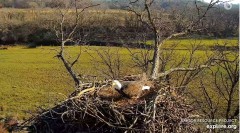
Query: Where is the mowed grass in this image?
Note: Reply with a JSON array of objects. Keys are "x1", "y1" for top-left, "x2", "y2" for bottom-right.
[
  {"x1": 0, "y1": 46, "x2": 73, "y2": 119},
  {"x1": 0, "y1": 46, "x2": 136, "y2": 119},
  {"x1": 146, "y1": 38, "x2": 238, "y2": 48},
  {"x1": 0, "y1": 38, "x2": 238, "y2": 120}
]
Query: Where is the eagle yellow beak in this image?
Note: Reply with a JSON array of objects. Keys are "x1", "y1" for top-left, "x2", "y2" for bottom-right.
[{"x1": 112, "y1": 82, "x2": 116, "y2": 86}]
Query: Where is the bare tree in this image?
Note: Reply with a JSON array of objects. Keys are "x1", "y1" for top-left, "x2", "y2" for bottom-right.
[
  {"x1": 53, "y1": 0, "x2": 99, "y2": 89},
  {"x1": 126, "y1": 39, "x2": 153, "y2": 74},
  {"x1": 213, "y1": 48, "x2": 239, "y2": 122},
  {"x1": 125, "y1": 0, "x2": 221, "y2": 79},
  {"x1": 85, "y1": 46, "x2": 123, "y2": 79},
  {"x1": 186, "y1": 42, "x2": 239, "y2": 132}
]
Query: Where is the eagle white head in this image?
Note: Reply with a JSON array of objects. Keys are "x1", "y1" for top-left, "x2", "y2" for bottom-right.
[
  {"x1": 112, "y1": 80, "x2": 122, "y2": 90},
  {"x1": 142, "y1": 85, "x2": 150, "y2": 90}
]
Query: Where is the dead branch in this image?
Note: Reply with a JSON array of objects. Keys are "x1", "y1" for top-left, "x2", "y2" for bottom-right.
[{"x1": 156, "y1": 65, "x2": 211, "y2": 79}]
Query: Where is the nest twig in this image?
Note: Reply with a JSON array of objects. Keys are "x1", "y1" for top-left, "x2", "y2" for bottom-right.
[{"x1": 19, "y1": 79, "x2": 199, "y2": 133}]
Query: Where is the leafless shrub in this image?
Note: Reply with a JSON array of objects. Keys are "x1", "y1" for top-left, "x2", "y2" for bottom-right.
[
  {"x1": 185, "y1": 42, "x2": 239, "y2": 132},
  {"x1": 166, "y1": 40, "x2": 213, "y2": 87},
  {"x1": 127, "y1": 45, "x2": 153, "y2": 74},
  {"x1": 86, "y1": 46, "x2": 123, "y2": 79}
]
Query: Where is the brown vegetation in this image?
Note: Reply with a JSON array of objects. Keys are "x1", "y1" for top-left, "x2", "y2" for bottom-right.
[
  {"x1": 21, "y1": 77, "x2": 198, "y2": 133},
  {"x1": 0, "y1": 116, "x2": 18, "y2": 133},
  {"x1": 0, "y1": 123, "x2": 8, "y2": 133}
]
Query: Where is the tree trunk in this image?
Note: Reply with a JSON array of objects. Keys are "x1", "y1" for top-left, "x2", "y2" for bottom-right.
[
  {"x1": 59, "y1": 52, "x2": 81, "y2": 88},
  {"x1": 59, "y1": 42, "x2": 81, "y2": 88},
  {"x1": 151, "y1": 33, "x2": 161, "y2": 79}
]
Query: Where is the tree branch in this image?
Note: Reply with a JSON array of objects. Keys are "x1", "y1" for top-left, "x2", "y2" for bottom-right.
[
  {"x1": 58, "y1": 52, "x2": 81, "y2": 88},
  {"x1": 156, "y1": 65, "x2": 211, "y2": 78}
]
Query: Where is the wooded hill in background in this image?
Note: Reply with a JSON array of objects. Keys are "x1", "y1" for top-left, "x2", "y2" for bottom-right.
[{"x1": 0, "y1": 0, "x2": 238, "y2": 45}]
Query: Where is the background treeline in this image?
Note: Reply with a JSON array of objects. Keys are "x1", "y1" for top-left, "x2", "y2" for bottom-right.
[
  {"x1": 0, "y1": 9, "x2": 149, "y2": 45},
  {"x1": 0, "y1": 0, "x2": 89, "y2": 8},
  {"x1": 0, "y1": 0, "x2": 238, "y2": 45}
]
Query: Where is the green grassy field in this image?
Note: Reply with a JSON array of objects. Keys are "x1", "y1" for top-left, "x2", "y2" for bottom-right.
[
  {"x1": 146, "y1": 38, "x2": 238, "y2": 48},
  {"x1": 0, "y1": 38, "x2": 238, "y2": 120},
  {"x1": 0, "y1": 45, "x2": 136, "y2": 119}
]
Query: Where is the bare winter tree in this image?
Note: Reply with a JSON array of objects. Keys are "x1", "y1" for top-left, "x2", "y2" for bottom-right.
[
  {"x1": 85, "y1": 46, "x2": 123, "y2": 79},
  {"x1": 125, "y1": 0, "x2": 221, "y2": 79},
  {"x1": 53, "y1": 0, "x2": 99, "y2": 89},
  {"x1": 126, "y1": 35, "x2": 153, "y2": 74},
  {"x1": 183, "y1": 41, "x2": 239, "y2": 132},
  {"x1": 214, "y1": 56, "x2": 239, "y2": 124}
]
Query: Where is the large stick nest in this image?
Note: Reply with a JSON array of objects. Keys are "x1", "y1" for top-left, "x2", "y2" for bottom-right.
[{"x1": 23, "y1": 78, "x2": 198, "y2": 133}]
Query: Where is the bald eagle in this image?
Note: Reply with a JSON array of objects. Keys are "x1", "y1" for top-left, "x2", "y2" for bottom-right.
[{"x1": 112, "y1": 80, "x2": 151, "y2": 99}]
